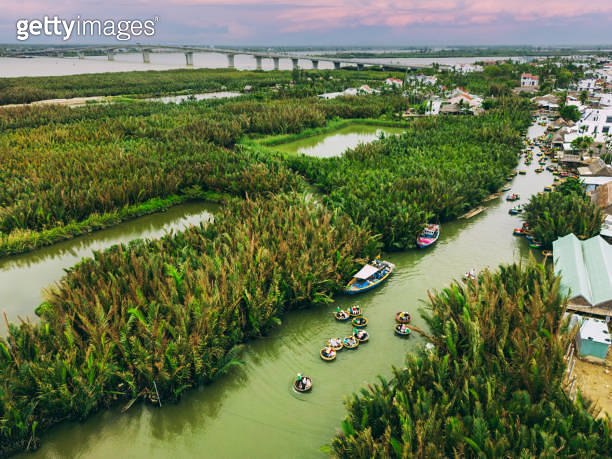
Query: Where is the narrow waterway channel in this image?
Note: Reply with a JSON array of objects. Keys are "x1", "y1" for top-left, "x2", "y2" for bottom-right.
[
  {"x1": 19, "y1": 124, "x2": 551, "y2": 458},
  {"x1": 0, "y1": 202, "x2": 218, "y2": 330},
  {"x1": 273, "y1": 123, "x2": 406, "y2": 157}
]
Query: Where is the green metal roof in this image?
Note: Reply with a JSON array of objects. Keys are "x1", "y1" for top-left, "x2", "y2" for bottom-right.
[{"x1": 553, "y1": 234, "x2": 612, "y2": 307}]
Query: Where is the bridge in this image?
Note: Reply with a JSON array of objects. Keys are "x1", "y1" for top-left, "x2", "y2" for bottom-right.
[{"x1": 8, "y1": 45, "x2": 450, "y2": 72}]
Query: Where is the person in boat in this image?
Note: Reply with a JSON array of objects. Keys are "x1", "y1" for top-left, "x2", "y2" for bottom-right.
[
  {"x1": 354, "y1": 317, "x2": 366, "y2": 325},
  {"x1": 470, "y1": 268, "x2": 476, "y2": 277},
  {"x1": 322, "y1": 346, "x2": 334, "y2": 358}
]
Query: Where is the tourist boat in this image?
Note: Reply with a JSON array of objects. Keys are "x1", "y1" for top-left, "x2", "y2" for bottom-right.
[
  {"x1": 328, "y1": 338, "x2": 343, "y2": 351},
  {"x1": 509, "y1": 207, "x2": 522, "y2": 215},
  {"x1": 518, "y1": 170, "x2": 527, "y2": 175},
  {"x1": 354, "y1": 330, "x2": 369, "y2": 343},
  {"x1": 348, "y1": 305, "x2": 361, "y2": 317},
  {"x1": 320, "y1": 347, "x2": 336, "y2": 361},
  {"x1": 529, "y1": 241, "x2": 542, "y2": 248},
  {"x1": 416, "y1": 224, "x2": 440, "y2": 249},
  {"x1": 542, "y1": 250, "x2": 553, "y2": 257},
  {"x1": 352, "y1": 316, "x2": 368, "y2": 328},
  {"x1": 513, "y1": 228, "x2": 525, "y2": 236},
  {"x1": 544, "y1": 186, "x2": 552, "y2": 192},
  {"x1": 395, "y1": 312, "x2": 411, "y2": 323},
  {"x1": 464, "y1": 272, "x2": 476, "y2": 281},
  {"x1": 345, "y1": 259, "x2": 395, "y2": 295},
  {"x1": 535, "y1": 167, "x2": 543, "y2": 173},
  {"x1": 502, "y1": 186, "x2": 511, "y2": 192},
  {"x1": 334, "y1": 309, "x2": 350, "y2": 321},
  {"x1": 343, "y1": 336, "x2": 359, "y2": 349},
  {"x1": 506, "y1": 193, "x2": 520, "y2": 201},
  {"x1": 294, "y1": 374, "x2": 312, "y2": 392},
  {"x1": 395, "y1": 324, "x2": 412, "y2": 337}
]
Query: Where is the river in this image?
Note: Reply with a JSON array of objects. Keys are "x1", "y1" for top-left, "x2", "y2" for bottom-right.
[
  {"x1": 0, "y1": 202, "x2": 218, "y2": 330},
  {"x1": 15, "y1": 122, "x2": 551, "y2": 458},
  {"x1": 0, "y1": 53, "x2": 509, "y2": 78}
]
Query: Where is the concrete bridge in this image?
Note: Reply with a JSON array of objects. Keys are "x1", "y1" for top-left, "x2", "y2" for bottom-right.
[{"x1": 9, "y1": 45, "x2": 449, "y2": 72}]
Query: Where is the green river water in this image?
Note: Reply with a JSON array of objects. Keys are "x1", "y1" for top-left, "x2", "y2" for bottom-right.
[{"x1": 11, "y1": 123, "x2": 551, "y2": 458}]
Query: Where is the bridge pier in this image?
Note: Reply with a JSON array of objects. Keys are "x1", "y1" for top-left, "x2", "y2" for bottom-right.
[
  {"x1": 273, "y1": 57, "x2": 280, "y2": 71},
  {"x1": 107, "y1": 51, "x2": 115, "y2": 61},
  {"x1": 311, "y1": 60, "x2": 319, "y2": 70},
  {"x1": 292, "y1": 58, "x2": 299, "y2": 70},
  {"x1": 227, "y1": 54, "x2": 235, "y2": 69},
  {"x1": 185, "y1": 51, "x2": 193, "y2": 66},
  {"x1": 142, "y1": 49, "x2": 151, "y2": 64},
  {"x1": 333, "y1": 61, "x2": 341, "y2": 70},
  {"x1": 255, "y1": 56, "x2": 262, "y2": 70}
]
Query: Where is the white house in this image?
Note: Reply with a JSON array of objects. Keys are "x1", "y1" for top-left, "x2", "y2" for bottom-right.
[
  {"x1": 385, "y1": 78, "x2": 403, "y2": 87},
  {"x1": 407, "y1": 74, "x2": 438, "y2": 85},
  {"x1": 447, "y1": 88, "x2": 483, "y2": 108},
  {"x1": 521, "y1": 73, "x2": 539, "y2": 88},
  {"x1": 570, "y1": 108, "x2": 612, "y2": 143},
  {"x1": 578, "y1": 78, "x2": 600, "y2": 92},
  {"x1": 452, "y1": 63, "x2": 483, "y2": 73}
]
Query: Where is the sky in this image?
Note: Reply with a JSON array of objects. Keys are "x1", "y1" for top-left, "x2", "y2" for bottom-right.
[{"x1": 1, "y1": 0, "x2": 612, "y2": 46}]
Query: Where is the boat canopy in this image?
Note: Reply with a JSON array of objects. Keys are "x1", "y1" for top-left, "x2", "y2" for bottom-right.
[{"x1": 353, "y1": 264, "x2": 379, "y2": 280}]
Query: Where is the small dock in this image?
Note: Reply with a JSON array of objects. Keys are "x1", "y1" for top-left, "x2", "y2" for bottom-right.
[{"x1": 459, "y1": 206, "x2": 486, "y2": 219}]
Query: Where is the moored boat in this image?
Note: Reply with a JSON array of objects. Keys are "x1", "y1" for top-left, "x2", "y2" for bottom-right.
[
  {"x1": 509, "y1": 207, "x2": 522, "y2": 215},
  {"x1": 518, "y1": 170, "x2": 527, "y2": 175},
  {"x1": 345, "y1": 259, "x2": 395, "y2": 295},
  {"x1": 542, "y1": 250, "x2": 553, "y2": 257},
  {"x1": 395, "y1": 311, "x2": 411, "y2": 323},
  {"x1": 348, "y1": 305, "x2": 361, "y2": 317},
  {"x1": 513, "y1": 228, "x2": 525, "y2": 236},
  {"x1": 395, "y1": 324, "x2": 411, "y2": 337},
  {"x1": 506, "y1": 193, "x2": 520, "y2": 201},
  {"x1": 544, "y1": 186, "x2": 552, "y2": 192},
  {"x1": 416, "y1": 224, "x2": 440, "y2": 249},
  {"x1": 529, "y1": 241, "x2": 542, "y2": 248},
  {"x1": 352, "y1": 316, "x2": 368, "y2": 328}
]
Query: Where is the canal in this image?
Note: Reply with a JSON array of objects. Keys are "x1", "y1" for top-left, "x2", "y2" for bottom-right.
[
  {"x1": 0, "y1": 202, "x2": 218, "y2": 330},
  {"x1": 17, "y1": 123, "x2": 551, "y2": 458}
]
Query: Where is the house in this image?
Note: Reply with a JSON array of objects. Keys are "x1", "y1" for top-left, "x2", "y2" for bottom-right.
[
  {"x1": 385, "y1": 78, "x2": 403, "y2": 87},
  {"x1": 566, "y1": 108, "x2": 612, "y2": 144},
  {"x1": 521, "y1": 73, "x2": 539, "y2": 88},
  {"x1": 578, "y1": 78, "x2": 600, "y2": 92},
  {"x1": 452, "y1": 63, "x2": 483, "y2": 73},
  {"x1": 577, "y1": 158, "x2": 612, "y2": 177},
  {"x1": 553, "y1": 234, "x2": 612, "y2": 316},
  {"x1": 407, "y1": 74, "x2": 438, "y2": 86},
  {"x1": 591, "y1": 181, "x2": 612, "y2": 213},
  {"x1": 447, "y1": 88, "x2": 483, "y2": 109},
  {"x1": 439, "y1": 103, "x2": 462, "y2": 115},
  {"x1": 576, "y1": 318, "x2": 611, "y2": 360},
  {"x1": 531, "y1": 94, "x2": 559, "y2": 111},
  {"x1": 582, "y1": 176, "x2": 612, "y2": 194}
]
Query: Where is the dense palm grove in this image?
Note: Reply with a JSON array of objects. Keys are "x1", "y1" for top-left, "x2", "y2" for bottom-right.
[
  {"x1": 332, "y1": 263, "x2": 611, "y2": 457},
  {"x1": 1, "y1": 64, "x2": 609, "y2": 455},
  {"x1": 0, "y1": 194, "x2": 378, "y2": 455},
  {"x1": 0, "y1": 94, "x2": 408, "y2": 255},
  {"x1": 290, "y1": 99, "x2": 530, "y2": 249},
  {"x1": 0, "y1": 67, "x2": 392, "y2": 105},
  {"x1": 522, "y1": 178, "x2": 604, "y2": 249}
]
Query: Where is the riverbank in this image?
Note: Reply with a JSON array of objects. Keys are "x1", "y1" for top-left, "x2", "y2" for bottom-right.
[{"x1": 0, "y1": 191, "x2": 225, "y2": 258}]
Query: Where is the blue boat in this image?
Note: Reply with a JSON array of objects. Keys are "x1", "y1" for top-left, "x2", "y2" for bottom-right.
[{"x1": 345, "y1": 259, "x2": 395, "y2": 295}]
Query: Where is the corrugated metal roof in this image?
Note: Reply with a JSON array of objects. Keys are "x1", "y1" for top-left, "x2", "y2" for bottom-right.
[{"x1": 553, "y1": 234, "x2": 612, "y2": 307}]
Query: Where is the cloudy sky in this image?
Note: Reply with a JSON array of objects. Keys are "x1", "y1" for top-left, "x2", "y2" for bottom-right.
[{"x1": 2, "y1": 0, "x2": 612, "y2": 46}]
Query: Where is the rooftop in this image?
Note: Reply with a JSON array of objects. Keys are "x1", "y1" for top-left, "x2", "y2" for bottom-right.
[
  {"x1": 553, "y1": 234, "x2": 612, "y2": 308},
  {"x1": 579, "y1": 318, "x2": 611, "y2": 345}
]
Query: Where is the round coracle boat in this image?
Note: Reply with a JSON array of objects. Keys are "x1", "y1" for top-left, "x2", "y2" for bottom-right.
[
  {"x1": 294, "y1": 375, "x2": 312, "y2": 392},
  {"x1": 352, "y1": 316, "x2": 368, "y2": 328},
  {"x1": 320, "y1": 347, "x2": 336, "y2": 361},
  {"x1": 334, "y1": 310, "x2": 350, "y2": 321},
  {"x1": 343, "y1": 336, "x2": 359, "y2": 349},
  {"x1": 395, "y1": 324, "x2": 412, "y2": 337},
  {"x1": 328, "y1": 338, "x2": 343, "y2": 351},
  {"x1": 395, "y1": 312, "x2": 411, "y2": 324}
]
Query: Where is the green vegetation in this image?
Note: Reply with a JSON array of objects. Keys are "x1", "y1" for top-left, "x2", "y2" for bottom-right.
[
  {"x1": 560, "y1": 104, "x2": 582, "y2": 122},
  {"x1": 522, "y1": 178, "x2": 604, "y2": 249},
  {"x1": 0, "y1": 94, "x2": 407, "y2": 256},
  {"x1": 0, "y1": 67, "x2": 400, "y2": 105},
  {"x1": 0, "y1": 193, "x2": 378, "y2": 456},
  {"x1": 332, "y1": 262, "x2": 611, "y2": 457},
  {"x1": 288, "y1": 99, "x2": 530, "y2": 250}
]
